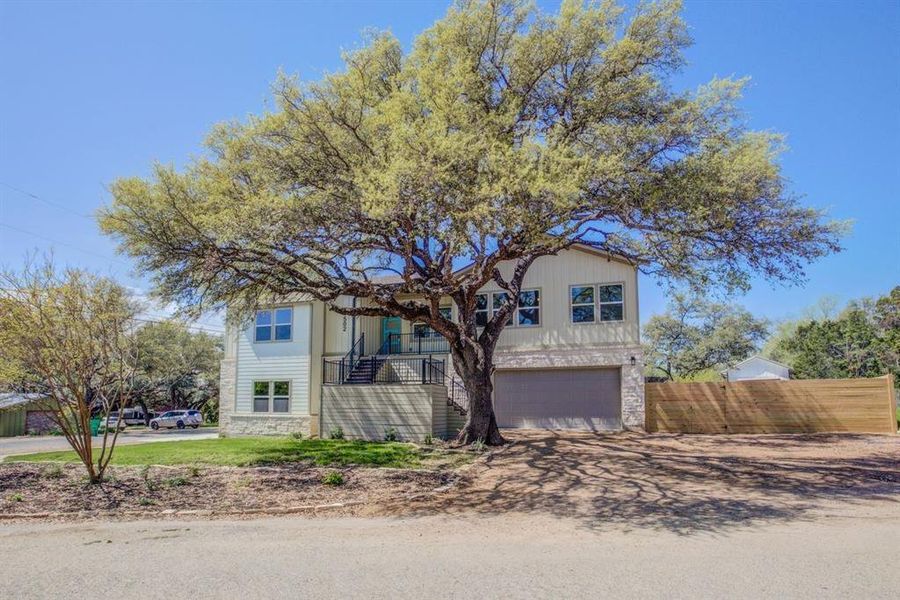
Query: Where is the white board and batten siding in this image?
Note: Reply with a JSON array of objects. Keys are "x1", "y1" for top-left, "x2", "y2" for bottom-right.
[{"x1": 235, "y1": 303, "x2": 312, "y2": 415}]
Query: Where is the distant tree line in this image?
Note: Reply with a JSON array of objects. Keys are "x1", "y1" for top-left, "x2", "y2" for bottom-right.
[{"x1": 643, "y1": 286, "x2": 899, "y2": 384}]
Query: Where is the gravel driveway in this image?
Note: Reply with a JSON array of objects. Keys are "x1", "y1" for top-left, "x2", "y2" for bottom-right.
[{"x1": 0, "y1": 428, "x2": 218, "y2": 460}]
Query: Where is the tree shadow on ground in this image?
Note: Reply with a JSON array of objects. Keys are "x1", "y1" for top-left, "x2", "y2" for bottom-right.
[{"x1": 389, "y1": 431, "x2": 900, "y2": 535}]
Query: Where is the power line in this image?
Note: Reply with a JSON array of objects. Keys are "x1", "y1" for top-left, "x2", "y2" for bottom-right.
[
  {"x1": 133, "y1": 316, "x2": 225, "y2": 334},
  {"x1": 0, "y1": 221, "x2": 132, "y2": 267},
  {"x1": 0, "y1": 182, "x2": 94, "y2": 219}
]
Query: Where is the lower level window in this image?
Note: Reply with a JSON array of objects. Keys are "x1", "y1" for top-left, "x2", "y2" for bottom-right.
[{"x1": 253, "y1": 380, "x2": 291, "y2": 413}]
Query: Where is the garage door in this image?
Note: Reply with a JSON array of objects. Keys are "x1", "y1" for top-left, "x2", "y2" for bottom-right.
[{"x1": 493, "y1": 368, "x2": 622, "y2": 430}]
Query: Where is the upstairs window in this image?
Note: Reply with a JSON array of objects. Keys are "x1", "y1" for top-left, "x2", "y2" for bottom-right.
[
  {"x1": 413, "y1": 306, "x2": 452, "y2": 338},
  {"x1": 255, "y1": 307, "x2": 292, "y2": 342},
  {"x1": 516, "y1": 290, "x2": 540, "y2": 326},
  {"x1": 570, "y1": 286, "x2": 595, "y2": 323},
  {"x1": 598, "y1": 284, "x2": 624, "y2": 321},
  {"x1": 570, "y1": 284, "x2": 624, "y2": 323},
  {"x1": 475, "y1": 294, "x2": 489, "y2": 327},
  {"x1": 474, "y1": 290, "x2": 540, "y2": 327}
]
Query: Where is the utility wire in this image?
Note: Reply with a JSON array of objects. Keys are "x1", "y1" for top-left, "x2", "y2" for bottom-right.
[
  {"x1": 0, "y1": 221, "x2": 132, "y2": 267},
  {"x1": 0, "y1": 181, "x2": 94, "y2": 219}
]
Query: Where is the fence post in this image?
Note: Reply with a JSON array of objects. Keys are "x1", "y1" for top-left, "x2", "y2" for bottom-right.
[
  {"x1": 370, "y1": 357, "x2": 376, "y2": 383},
  {"x1": 422, "y1": 357, "x2": 427, "y2": 384},
  {"x1": 888, "y1": 374, "x2": 897, "y2": 433}
]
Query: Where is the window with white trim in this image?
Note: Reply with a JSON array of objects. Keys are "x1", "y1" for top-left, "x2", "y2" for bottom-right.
[
  {"x1": 516, "y1": 289, "x2": 540, "y2": 326},
  {"x1": 570, "y1": 286, "x2": 595, "y2": 323},
  {"x1": 413, "y1": 306, "x2": 452, "y2": 338},
  {"x1": 252, "y1": 380, "x2": 290, "y2": 413},
  {"x1": 598, "y1": 284, "x2": 624, "y2": 321},
  {"x1": 474, "y1": 290, "x2": 540, "y2": 327},
  {"x1": 475, "y1": 294, "x2": 489, "y2": 327},
  {"x1": 570, "y1": 284, "x2": 624, "y2": 323},
  {"x1": 255, "y1": 307, "x2": 292, "y2": 342}
]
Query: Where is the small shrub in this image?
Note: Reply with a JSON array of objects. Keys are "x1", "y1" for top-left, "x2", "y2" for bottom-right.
[
  {"x1": 321, "y1": 471, "x2": 344, "y2": 486},
  {"x1": 165, "y1": 476, "x2": 188, "y2": 487},
  {"x1": 290, "y1": 431, "x2": 304, "y2": 440},
  {"x1": 383, "y1": 427, "x2": 399, "y2": 442},
  {"x1": 43, "y1": 464, "x2": 63, "y2": 479},
  {"x1": 187, "y1": 465, "x2": 202, "y2": 478},
  {"x1": 138, "y1": 497, "x2": 155, "y2": 506},
  {"x1": 139, "y1": 465, "x2": 155, "y2": 491},
  {"x1": 330, "y1": 426, "x2": 344, "y2": 440},
  {"x1": 471, "y1": 439, "x2": 486, "y2": 453},
  {"x1": 7, "y1": 493, "x2": 24, "y2": 502},
  {"x1": 423, "y1": 433, "x2": 433, "y2": 445}
]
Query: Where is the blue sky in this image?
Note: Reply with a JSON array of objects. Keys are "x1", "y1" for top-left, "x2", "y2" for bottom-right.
[{"x1": 1, "y1": 0, "x2": 898, "y2": 329}]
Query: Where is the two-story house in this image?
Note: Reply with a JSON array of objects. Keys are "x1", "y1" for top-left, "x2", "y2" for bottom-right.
[{"x1": 218, "y1": 245, "x2": 645, "y2": 440}]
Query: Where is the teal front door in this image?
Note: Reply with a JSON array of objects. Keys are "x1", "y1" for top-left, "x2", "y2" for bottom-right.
[{"x1": 381, "y1": 317, "x2": 402, "y2": 353}]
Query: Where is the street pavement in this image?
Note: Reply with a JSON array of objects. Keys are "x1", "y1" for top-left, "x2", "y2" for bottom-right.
[
  {"x1": 0, "y1": 427, "x2": 218, "y2": 460},
  {"x1": 1, "y1": 504, "x2": 898, "y2": 599}
]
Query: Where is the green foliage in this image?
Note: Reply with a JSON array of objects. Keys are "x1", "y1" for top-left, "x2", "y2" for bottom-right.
[
  {"x1": 384, "y1": 427, "x2": 399, "y2": 442},
  {"x1": 330, "y1": 426, "x2": 345, "y2": 440},
  {"x1": 321, "y1": 471, "x2": 345, "y2": 486},
  {"x1": 423, "y1": 433, "x2": 433, "y2": 445},
  {"x1": 97, "y1": 0, "x2": 842, "y2": 444},
  {"x1": 7, "y1": 493, "x2": 23, "y2": 502},
  {"x1": 643, "y1": 293, "x2": 768, "y2": 380},
  {"x1": 98, "y1": 0, "x2": 839, "y2": 318},
  {"x1": 165, "y1": 476, "x2": 188, "y2": 487},
  {"x1": 133, "y1": 320, "x2": 223, "y2": 414},
  {"x1": 290, "y1": 431, "x2": 304, "y2": 440},
  {"x1": 772, "y1": 286, "x2": 899, "y2": 382},
  {"x1": 10, "y1": 437, "x2": 437, "y2": 469},
  {"x1": 0, "y1": 258, "x2": 139, "y2": 484}
]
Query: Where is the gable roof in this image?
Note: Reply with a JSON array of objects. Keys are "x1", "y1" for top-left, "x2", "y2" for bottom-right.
[
  {"x1": 370, "y1": 244, "x2": 636, "y2": 284},
  {"x1": 727, "y1": 355, "x2": 791, "y2": 372}
]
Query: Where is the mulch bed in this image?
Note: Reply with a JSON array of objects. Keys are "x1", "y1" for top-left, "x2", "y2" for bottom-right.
[{"x1": 0, "y1": 462, "x2": 462, "y2": 521}]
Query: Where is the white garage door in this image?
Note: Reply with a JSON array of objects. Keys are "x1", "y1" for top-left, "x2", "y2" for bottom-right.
[{"x1": 493, "y1": 368, "x2": 622, "y2": 430}]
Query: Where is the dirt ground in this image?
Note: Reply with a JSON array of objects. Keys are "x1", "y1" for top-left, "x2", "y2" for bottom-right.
[
  {"x1": 376, "y1": 430, "x2": 900, "y2": 533},
  {"x1": 2, "y1": 431, "x2": 898, "y2": 531},
  {"x1": 0, "y1": 462, "x2": 455, "y2": 520}
]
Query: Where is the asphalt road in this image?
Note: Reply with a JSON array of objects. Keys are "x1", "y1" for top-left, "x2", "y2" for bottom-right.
[
  {"x1": 1, "y1": 504, "x2": 898, "y2": 599},
  {"x1": 0, "y1": 428, "x2": 218, "y2": 460}
]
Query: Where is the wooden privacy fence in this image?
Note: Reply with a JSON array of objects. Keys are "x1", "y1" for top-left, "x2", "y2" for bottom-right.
[{"x1": 646, "y1": 375, "x2": 897, "y2": 434}]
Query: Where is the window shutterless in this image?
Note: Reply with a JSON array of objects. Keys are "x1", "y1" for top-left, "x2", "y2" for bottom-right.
[
  {"x1": 252, "y1": 380, "x2": 291, "y2": 413},
  {"x1": 255, "y1": 307, "x2": 293, "y2": 342},
  {"x1": 570, "y1": 284, "x2": 624, "y2": 323}
]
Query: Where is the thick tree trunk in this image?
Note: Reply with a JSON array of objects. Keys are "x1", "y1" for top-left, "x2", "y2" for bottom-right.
[{"x1": 452, "y1": 344, "x2": 505, "y2": 445}]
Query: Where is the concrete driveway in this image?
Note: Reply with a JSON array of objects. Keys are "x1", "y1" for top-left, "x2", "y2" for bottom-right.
[{"x1": 0, "y1": 427, "x2": 218, "y2": 460}]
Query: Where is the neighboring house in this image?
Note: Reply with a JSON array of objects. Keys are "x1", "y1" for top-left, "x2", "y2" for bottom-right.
[
  {"x1": 0, "y1": 393, "x2": 55, "y2": 437},
  {"x1": 723, "y1": 356, "x2": 791, "y2": 381},
  {"x1": 219, "y1": 245, "x2": 645, "y2": 440}
]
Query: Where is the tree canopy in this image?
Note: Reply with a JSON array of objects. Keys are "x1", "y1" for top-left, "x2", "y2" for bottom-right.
[
  {"x1": 98, "y1": 0, "x2": 841, "y2": 443},
  {"x1": 643, "y1": 293, "x2": 769, "y2": 380},
  {"x1": 771, "y1": 286, "x2": 899, "y2": 382},
  {"x1": 0, "y1": 260, "x2": 139, "y2": 483}
]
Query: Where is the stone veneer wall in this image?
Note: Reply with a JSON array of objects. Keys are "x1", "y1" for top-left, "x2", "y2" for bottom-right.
[{"x1": 492, "y1": 346, "x2": 646, "y2": 429}]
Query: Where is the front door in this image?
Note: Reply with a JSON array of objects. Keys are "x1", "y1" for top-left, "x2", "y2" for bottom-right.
[{"x1": 381, "y1": 317, "x2": 402, "y2": 353}]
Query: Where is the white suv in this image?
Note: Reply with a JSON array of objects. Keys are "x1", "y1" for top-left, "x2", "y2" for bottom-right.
[{"x1": 149, "y1": 410, "x2": 202, "y2": 430}]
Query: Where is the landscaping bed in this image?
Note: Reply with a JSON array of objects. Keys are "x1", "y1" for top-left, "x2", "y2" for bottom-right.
[{"x1": 0, "y1": 437, "x2": 474, "y2": 520}]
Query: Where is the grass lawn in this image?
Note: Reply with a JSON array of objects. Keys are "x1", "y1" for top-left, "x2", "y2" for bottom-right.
[{"x1": 6, "y1": 437, "x2": 459, "y2": 469}]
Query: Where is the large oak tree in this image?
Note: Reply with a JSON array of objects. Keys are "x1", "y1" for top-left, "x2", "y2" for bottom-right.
[{"x1": 99, "y1": 0, "x2": 841, "y2": 444}]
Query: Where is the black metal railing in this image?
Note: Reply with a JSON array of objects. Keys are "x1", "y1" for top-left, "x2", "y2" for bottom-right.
[
  {"x1": 377, "y1": 332, "x2": 450, "y2": 355},
  {"x1": 428, "y1": 361, "x2": 469, "y2": 415},
  {"x1": 323, "y1": 356, "x2": 446, "y2": 385},
  {"x1": 448, "y1": 376, "x2": 469, "y2": 415},
  {"x1": 322, "y1": 333, "x2": 366, "y2": 384}
]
